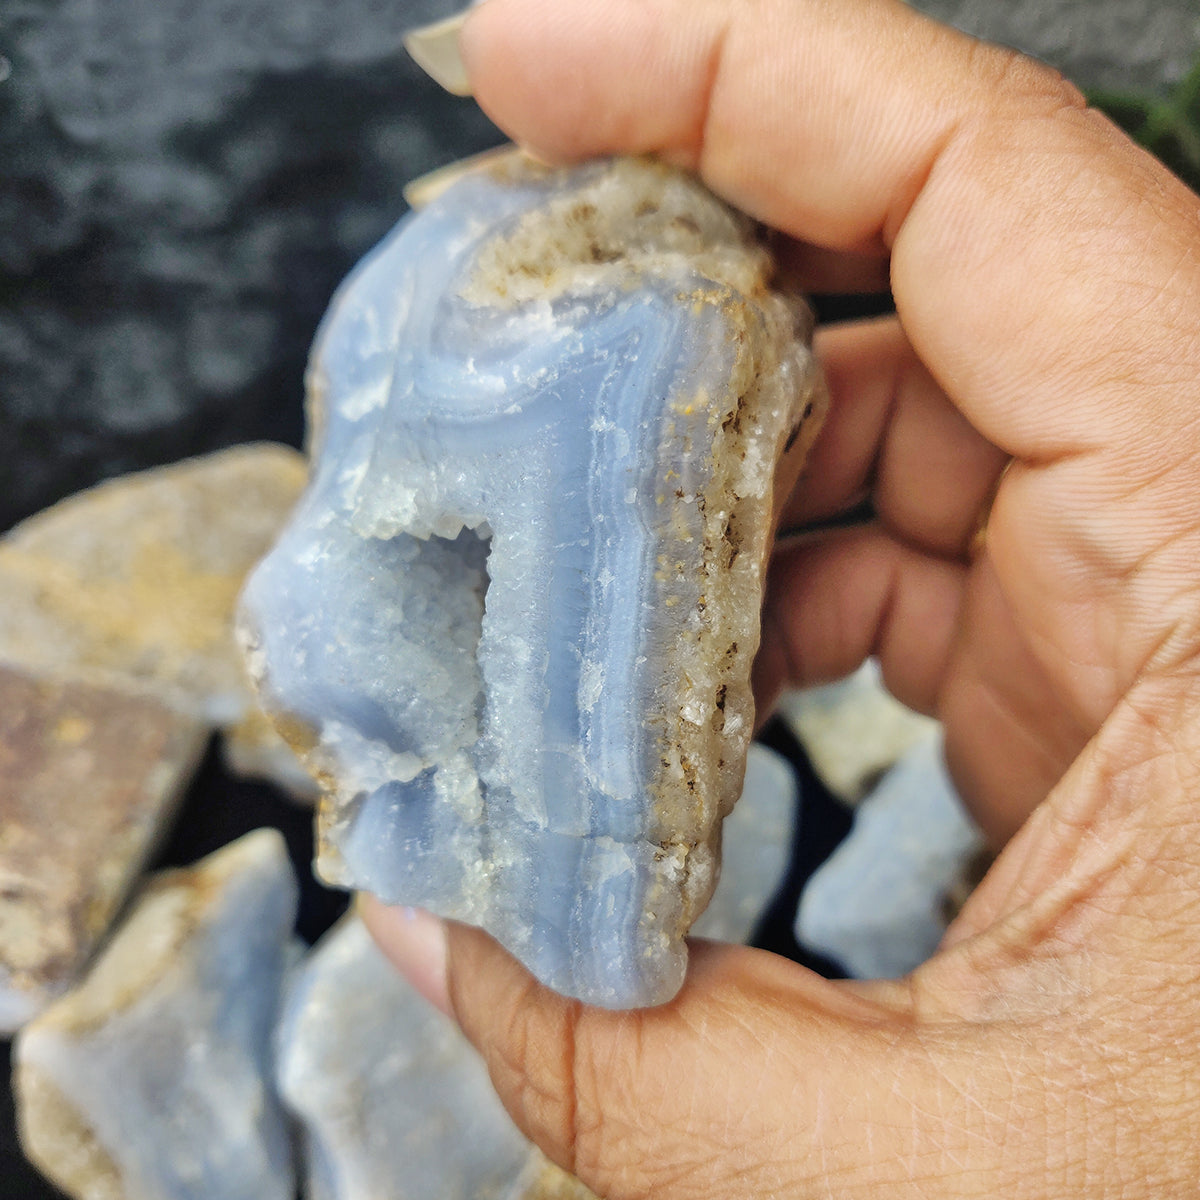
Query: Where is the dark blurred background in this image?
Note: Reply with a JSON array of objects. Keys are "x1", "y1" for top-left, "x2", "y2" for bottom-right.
[
  {"x1": 1, "y1": 0, "x2": 1197, "y2": 535},
  {"x1": 0, "y1": 0, "x2": 494, "y2": 531}
]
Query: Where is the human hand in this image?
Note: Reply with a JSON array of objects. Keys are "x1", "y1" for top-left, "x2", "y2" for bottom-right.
[{"x1": 367, "y1": 0, "x2": 1200, "y2": 1194}]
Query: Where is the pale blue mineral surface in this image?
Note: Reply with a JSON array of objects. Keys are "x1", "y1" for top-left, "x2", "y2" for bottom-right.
[
  {"x1": 240, "y1": 155, "x2": 823, "y2": 1008},
  {"x1": 796, "y1": 736, "x2": 985, "y2": 979},
  {"x1": 277, "y1": 915, "x2": 537, "y2": 1200},
  {"x1": 15, "y1": 830, "x2": 298, "y2": 1200}
]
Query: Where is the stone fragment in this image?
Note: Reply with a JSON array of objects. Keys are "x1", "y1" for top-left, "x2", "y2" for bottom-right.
[
  {"x1": 277, "y1": 914, "x2": 578, "y2": 1200},
  {"x1": 14, "y1": 829, "x2": 298, "y2": 1200},
  {"x1": 0, "y1": 664, "x2": 207, "y2": 1031},
  {"x1": 778, "y1": 659, "x2": 938, "y2": 805},
  {"x1": 795, "y1": 735, "x2": 985, "y2": 979},
  {"x1": 241, "y1": 155, "x2": 825, "y2": 1008},
  {"x1": 0, "y1": 442, "x2": 305, "y2": 715},
  {"x1": 690, "y1": 743, "x2": 796, "y2": 944},
  {"x1": 0, "y1": 443, "x2": 315, "y2": 797},
  {"x1": 241, "y1": 155, "x2": 823, "y2": 1008}
]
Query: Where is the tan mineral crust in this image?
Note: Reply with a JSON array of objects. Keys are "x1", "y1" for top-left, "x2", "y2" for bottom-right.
[
  {"x1": 0, "y1": 442, "x2": 314, "y2": 795},
  {"x1": 0, "y1": 664, "x2": 207, "y2": 1030},
  {"x1": 512, "y1": 1155, "x2": 601, "y2": 1200}
]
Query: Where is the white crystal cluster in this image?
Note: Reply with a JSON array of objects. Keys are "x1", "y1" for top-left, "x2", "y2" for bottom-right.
[{"x1": 239, "y1": 155, "x2": 824, "y2": 1007}]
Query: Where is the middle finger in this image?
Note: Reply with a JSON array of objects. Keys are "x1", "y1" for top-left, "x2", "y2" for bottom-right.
[{"x1": 780, "y1": 315, "x2": 1009, "y2": 559}]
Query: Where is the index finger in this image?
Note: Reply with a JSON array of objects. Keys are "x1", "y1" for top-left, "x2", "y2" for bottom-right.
[{"x1": 460, "y1": 0, "x2": 1200, "y2": 464}]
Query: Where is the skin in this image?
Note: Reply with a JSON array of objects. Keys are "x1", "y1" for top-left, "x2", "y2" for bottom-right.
[{"x1": 365, "y1": 0, "x2": 1200, "y2": 1194}]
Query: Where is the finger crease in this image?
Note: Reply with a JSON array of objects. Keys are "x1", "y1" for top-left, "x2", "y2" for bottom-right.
[
  {"x1": 562, "y1": 1000, "x2": 581, "y2": 1178},
  {"x1": 692, "y1": 8, "x2": 735, "y2": 170},
  {"x1": 882, "y1": 113, "x2": 963, "y2": 250},
  {"x1": 872, "y1": 548, "x2": 905, "y2": 662}
]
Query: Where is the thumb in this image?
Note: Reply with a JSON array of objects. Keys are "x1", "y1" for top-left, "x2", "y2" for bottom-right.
[{"x1": 362, "y1": 900, "x2": 1032, "y2": 1199}]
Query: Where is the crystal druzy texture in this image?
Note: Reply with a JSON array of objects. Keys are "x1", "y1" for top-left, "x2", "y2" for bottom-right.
[{"x1": 240, "y1": 155, "x2": 825, "y2": 1008}]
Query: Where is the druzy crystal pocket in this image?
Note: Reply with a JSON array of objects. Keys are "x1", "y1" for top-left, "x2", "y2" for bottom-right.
[{"x1": 239, "y1": 155, "x2": 825, "y2": 1007}]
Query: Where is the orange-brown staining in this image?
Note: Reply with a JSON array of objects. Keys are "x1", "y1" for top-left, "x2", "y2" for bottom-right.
[{"x1": 0, "y1": 667, "x2": 206, "y2": 1004}]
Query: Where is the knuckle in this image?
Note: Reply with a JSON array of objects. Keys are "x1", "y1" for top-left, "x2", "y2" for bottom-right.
[{"x1": 963, "y1": 39, "x2": 1085, "y2": 116}]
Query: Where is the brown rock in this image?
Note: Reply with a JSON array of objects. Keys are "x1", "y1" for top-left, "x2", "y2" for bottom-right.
[
  {"x1": 0, "y1": 665, "x2": 207, "y2": 1030},
  {"x1": 0, "y1": 443, "x2": 314, "y2": 797},
  {"x1": 0, "y1": 443, "x2": 306, "y2": 714}
]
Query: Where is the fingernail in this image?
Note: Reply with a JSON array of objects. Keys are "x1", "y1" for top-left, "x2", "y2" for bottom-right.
[
  {"x1": 404, "y1": 12, "x2": 472, "y2": 97},
  {"x1": 360, "y1": 897, "x2": 451, "y2": 1017},
  {"x1": 403, "y1": 143, "x2": 522, "y2": 209}
]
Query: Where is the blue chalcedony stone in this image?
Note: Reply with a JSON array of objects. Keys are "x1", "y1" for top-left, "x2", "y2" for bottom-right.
[
  {"x1": 240, "y1": 154, "x2": 824, "y2": 1007},
  {"x1": 15, "y1": 831, "x2": 298, "y2": 1200}
]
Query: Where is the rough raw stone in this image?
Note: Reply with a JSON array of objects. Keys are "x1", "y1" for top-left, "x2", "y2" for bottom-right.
[
  {"x1": 0, "y1": 443, "x2": 315, "y2": 797},
  {"x1": 277, "y1": 914, "x2": 580, "y2": 1200},
  {"x1": 241, "y1": 155, "x2": 825, "y2": 1008},
  {"x1": 0, "y1": 0, "x2": 497, "y2": 532},
  {"x1": 14, "y1": 829, "x2": 298, "y2": 1200},
  {"x1": 795, "y1": 735, "x2": 985, "y2": 979},
  {"x1": 778, "y1": 659, "x2": 938, "y2": 805},
  {"x1": 909, "y1": 0, "x2": 1200, "y2": 98},
  {"x1": 0, "y1": 665, "x2": 208, "y2": 1032},
  {"x1": 0, "y1": 443, "x2": 304, "y2": 714}
]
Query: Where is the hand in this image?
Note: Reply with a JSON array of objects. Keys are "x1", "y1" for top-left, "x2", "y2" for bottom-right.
[{"x1": 367, "y1": 0, "x2": 1200, "y2": 1195}]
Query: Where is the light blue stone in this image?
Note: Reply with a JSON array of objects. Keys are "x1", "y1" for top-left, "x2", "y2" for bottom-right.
[
  {"x1": 795, "y1": 736, "x2": 985, "y2": 979},
  {"x1": 277, "y1": 915, "x2": 537, "y2": 1200},
  {"x1": 15, "y1": 830, "x2": 298, "y2": 1200},
  {"x1": 240, "y1": 155, "x2": 822, "y2": 1008}
]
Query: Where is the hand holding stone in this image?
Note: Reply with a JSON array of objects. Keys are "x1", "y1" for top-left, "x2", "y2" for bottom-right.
[{"x1": 368, "y1": 0, "x2": 1200, "y2": 1195}]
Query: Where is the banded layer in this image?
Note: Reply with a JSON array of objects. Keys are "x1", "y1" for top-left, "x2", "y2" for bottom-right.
[{"x1": 240, "y1": 156, "x2": 825, "y2": 1007}]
